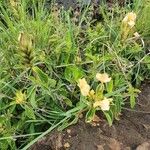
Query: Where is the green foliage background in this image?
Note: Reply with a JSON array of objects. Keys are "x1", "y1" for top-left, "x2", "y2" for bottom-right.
[{"x1": 0, "y1": 0, "x2": 150, "y2": 149}]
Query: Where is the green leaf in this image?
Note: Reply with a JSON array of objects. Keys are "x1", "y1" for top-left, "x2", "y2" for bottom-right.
[
  {"x1": 107, "y1": 80, "x2": 113, "y2": 93},
  {"x1": 25, "y1": 105, "x2": 36, "y2": 120},
  {"x1": 32, "y1": 66, "x2": 56, "y2": 88},
  {"x1": 48, "y1": 78, "x2": 56, "y2": 88},
  {"x1": 130, "y1": 95, "x2": 136, "y2": 109},
  {"x1": 143, "y1": 55, "x2": 150, "y2": 69},
  {"x1": 96, "y1": 84, "x2": 104, "y2": 99},
  {"x1": 32, "y1": 66, "x2": 49, "y2": 85},
  {"x1": 63, "y1": 98, "x2": 73, "y2": 107},
  {"x1": 0, "y1": 140, "x2": 9, "y2": 150},
  {"x1": 0, "y1": 116, "x2": 5, "y2": 124},
  {"x1": 114, "y1": 97, "x2": 123, "y2": 119},
  {"x1": 27, "y1": 86, "x2": 37, "y2": 109},
  {"x1": 128, "y1": 85, "x2": 140, "y2": 108},
  {"x1": 85, "y1": 108, "x2": 96, "y2": 122},
  {"x1": 64, "y1": 66, "x2": 84, "y2": 83},
  {"x1": 104, "y1": 112, "x2": 113, "y2": 126}
]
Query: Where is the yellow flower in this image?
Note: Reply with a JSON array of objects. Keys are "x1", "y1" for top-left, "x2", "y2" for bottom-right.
[
  {"x1": 96, "y1": 73, "x2": 111, "y2": 83},
  {"x1": 15, "y1": 90, "x2": 26, "y2": 104},
  {"x1": 122, "y1": 12, "x2": 136, "y2": 28},
  {"x1": 78, "y1": 78, "x2": 90, "y2": 96},
  {"x1": 89, "y1": 89, "x2": 95, "y2": 99},
  {"x1": 93, "y1": 97, "x2": 112, "y2": 111}
]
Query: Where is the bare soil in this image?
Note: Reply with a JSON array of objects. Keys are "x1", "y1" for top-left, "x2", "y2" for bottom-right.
[{"x1": 30, "y1": 81, "x2": 150, "y2": 150}]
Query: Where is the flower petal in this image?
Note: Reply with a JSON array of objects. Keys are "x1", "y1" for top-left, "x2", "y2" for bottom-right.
[
  {"x1": 96, "y1": 73, "x2": 111, "y2": 83},
  {"x1": 78, "y1": 78, "x2": 90, "y2": 96},
  {"x1": 93, "y1": 97, "x2": 113, "y2": 111}
]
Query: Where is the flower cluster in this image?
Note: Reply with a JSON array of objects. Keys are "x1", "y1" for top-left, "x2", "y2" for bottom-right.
[
  {"x1": 121, "y1": 12, "x2": 138, "y2": 40},
  {"x1": 78, "y1": 73, "x2": 112, "y2": 111},
  {"x1": 122, "y1": 12, "x2": 136, "y2": 28}
]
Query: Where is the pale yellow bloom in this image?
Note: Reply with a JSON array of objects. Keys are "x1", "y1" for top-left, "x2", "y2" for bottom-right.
[
  {"x1": 96, "y1": 73, "x2": 111, "y2": 83},
  {"x1": 15, "y1": 90, "x2": 26, "y2": 104},
  {"x1": 93, "y1": 97, "x2": 112, "y2": 111},
  {"x1": 78, "y1": 78, "x2": 90, "y2": 96},
  {"x1": 122, "y1": 12, "x2": 136, "y2": 28}
]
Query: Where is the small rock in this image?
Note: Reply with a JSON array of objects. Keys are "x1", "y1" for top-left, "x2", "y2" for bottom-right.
[
  {"x1": 67, "y1": 129, "x2": 71, "y2": 134},
  {"x1": 97, "y1": 145, "x2": 104, "y2": 150},
  {"x1": 124, "y1": 147, "x2": 131, "y2": 150},
  {"x1": 91, "y1": 122, "x2": 97, "y2": 127},
  {"x1": 79, "y1": 113, "x2": 83, "y2": 119},
  {"x1": 56, "y1": 133, "x2": 63, "y2": 149},
  {"x1": 108, "y1": 138, "x2": 121, "y2": 150},
  {"x1": 92, "y1": 115, "x2": 101, "y2": 122},
  {"x1": 64, "y1": 142, "x2": 70, "y2": 148},
  {"x1": 136, "y1": 141, "x2": 150, "y2": 150}
]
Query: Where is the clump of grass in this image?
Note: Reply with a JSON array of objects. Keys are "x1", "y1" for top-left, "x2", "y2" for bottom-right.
[{"x1": 0, "y1": 0, "x2": 150, "y2": 149}]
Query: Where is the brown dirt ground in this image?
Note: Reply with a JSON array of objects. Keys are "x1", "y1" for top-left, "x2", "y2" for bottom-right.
[{"x1": 30, "y1": 81, "x2": 150, "y2": 150}]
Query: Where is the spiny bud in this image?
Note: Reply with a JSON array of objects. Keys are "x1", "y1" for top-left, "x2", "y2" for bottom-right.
[
  {"x1": 18, "y1": 32, "x2": 34, "y2": 67},
  {"x1": 18, "y1": 32, "x2": 33, "y2": 50}
]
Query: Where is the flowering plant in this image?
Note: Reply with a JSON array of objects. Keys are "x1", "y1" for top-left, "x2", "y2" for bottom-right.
[
  {"x1": 77, "y1": 73, "x2": 114, "y2": 124},
  {"x1": 121, "y1": 12, "x2": 137, "y2": 40}
]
